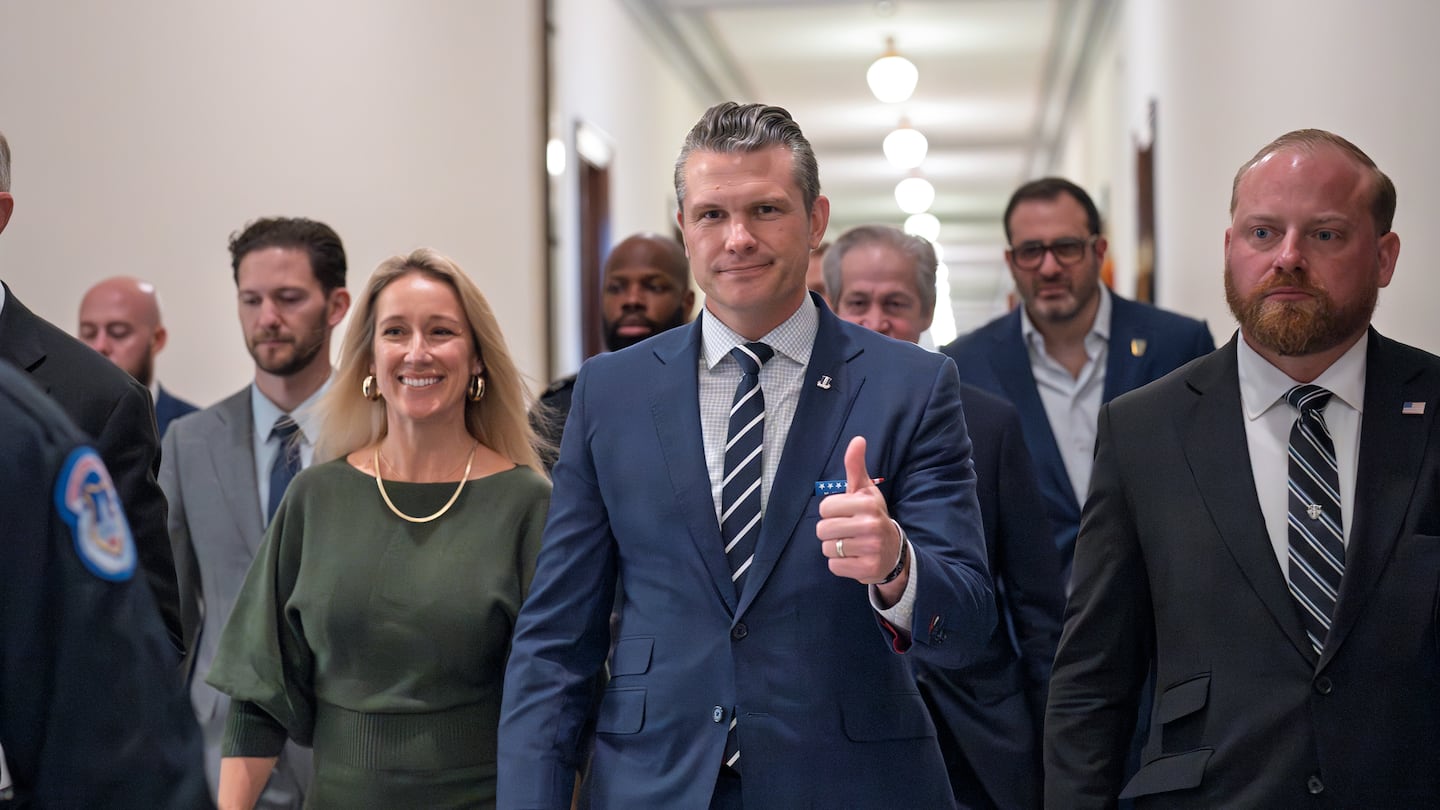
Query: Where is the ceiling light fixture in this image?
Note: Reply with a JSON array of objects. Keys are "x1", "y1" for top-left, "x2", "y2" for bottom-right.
[
  {"x1": 866, "y1": 36, "x2": 918, "y2": 104},
  {"x1": 895, "y1": 175, "x2": 935, "y2": 215},
  {"x1": 904, "y1": 212, "x2": 941, "y2": 242},
  {"x1": 883, "y1": 118, "x2": 928, "y2": 169}
]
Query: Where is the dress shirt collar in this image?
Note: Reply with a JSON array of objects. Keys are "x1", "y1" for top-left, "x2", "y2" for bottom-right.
[
  {"x1": 1237, "y1": 331, "x2": 1368, "y2": 421},
  {"x1": 250, "y1": 374, "x2": 332, "y2": 441},
  {"x1": 701, "y1": 295, "x2": 818, "y2": 370}
]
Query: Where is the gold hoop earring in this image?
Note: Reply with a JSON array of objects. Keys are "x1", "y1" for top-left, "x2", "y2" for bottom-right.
[
  {"x1": 468, "y1": 375, "x2": 485, "y2": 402},
  {"x1": 362, "y1": 374, "x2": 382, "y2": 401}
]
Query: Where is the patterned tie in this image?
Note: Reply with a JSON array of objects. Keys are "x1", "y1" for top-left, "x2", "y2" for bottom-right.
[
  {"x1": 267, "y1": 415, "x2": 302, "y2": 522},
  {"x1": 721, "y1": 342, "x2": 774, "y2": 590},
  {"x1": 720, "y1": 341, "x2": 772, "y2": 773},
  {"x1": 1285, "y1": 384, "x2": 1344, "y2": 657}
]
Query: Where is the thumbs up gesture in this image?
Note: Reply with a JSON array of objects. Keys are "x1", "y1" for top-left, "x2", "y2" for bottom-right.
[{"x1": 818, "y1": 436, "x2": 908, "y2": 600}]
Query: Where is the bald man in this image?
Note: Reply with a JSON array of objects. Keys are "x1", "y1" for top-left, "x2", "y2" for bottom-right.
[
  {"x1": 535, "y1": 232, "x2": 694, "y2": 467},
  {"x1": 79, "y1": 276, "x2": 198, "y2": 436}
]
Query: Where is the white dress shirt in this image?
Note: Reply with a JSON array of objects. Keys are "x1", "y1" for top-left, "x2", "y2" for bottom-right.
[
  {"x1": 1238, "y1": 334, "x2": 1365, "y2": 574},
  {"x1": 1020, "y1": 286, "x2": 1113, "y2": 505},
  {"x1": 250, "y1": 378, "x2": 330, "y2": 526}
]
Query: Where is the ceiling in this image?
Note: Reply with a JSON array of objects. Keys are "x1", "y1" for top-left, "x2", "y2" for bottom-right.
[{"x1": 622, "y1": 0, "x2": 1115, "y2": 338}]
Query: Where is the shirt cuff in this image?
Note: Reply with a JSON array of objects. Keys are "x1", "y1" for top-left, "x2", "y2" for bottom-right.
[
  {"x1": 222, "y1": 699, "x2": 289, "y2": 758},
  {"x1": 871, "y1": 533, "x2": 917, "y2": 635}
]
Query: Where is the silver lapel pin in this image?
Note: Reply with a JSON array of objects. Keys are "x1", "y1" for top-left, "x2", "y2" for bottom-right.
[{"x1": 816, "y1": 375, "x2": 832, "y2": 390}]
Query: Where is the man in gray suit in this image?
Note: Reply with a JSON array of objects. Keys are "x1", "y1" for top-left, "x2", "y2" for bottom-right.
[{"x1": 160, "y1": 218, "x2": 350, "y2": 808}]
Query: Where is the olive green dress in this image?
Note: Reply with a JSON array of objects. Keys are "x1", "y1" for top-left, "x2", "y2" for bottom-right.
[{"x1": 206, "y1": 459, "x2": 550, "y2": 809}]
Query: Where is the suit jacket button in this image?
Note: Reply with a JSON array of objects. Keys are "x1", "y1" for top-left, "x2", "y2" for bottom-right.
[
  {"x1": 1307, "y1": 774, "x2": 1324, "y2": 794},
  {"x1": 1314, "y1": 676, "x2": 1333, "y2": 695},
  {"x1": 731, "y1": 623, "x2": 748, "y2": 640},
  {"x1": 712, "y1": 706, "x2": 725, "y2": 723}
]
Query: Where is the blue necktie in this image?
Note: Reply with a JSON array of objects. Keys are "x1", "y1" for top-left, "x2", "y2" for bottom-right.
[
  {"x1": 720, "y1": 342, "x2": 772, "y2": 773},
  {"x1": 1285, "y1": 384, "x2": 1344, "y2": 657},
  {"x1": 267, "y1": 415, "x2": 302, "y2": 522}
]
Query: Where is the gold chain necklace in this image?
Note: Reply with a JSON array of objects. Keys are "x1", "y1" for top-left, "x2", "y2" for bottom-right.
[{"x1": 372, "y1": 441, "x2": 477, "y2": 524}]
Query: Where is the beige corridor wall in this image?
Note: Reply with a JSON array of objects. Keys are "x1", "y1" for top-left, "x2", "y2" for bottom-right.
[{"x1": 0, "y1": 1, "x2": 546, "y2": 407}]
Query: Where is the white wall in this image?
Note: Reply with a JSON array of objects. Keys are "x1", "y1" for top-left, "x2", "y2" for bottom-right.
[
  {"x1": 1064, "y1": 0, "x2": 1440, "y2": 353},
  {"x1": 546, "y1": 0, "x2": 705, "y2": 377},
  {"x1": 0, "y1": 0, "x2": 546, "y2": 406}
]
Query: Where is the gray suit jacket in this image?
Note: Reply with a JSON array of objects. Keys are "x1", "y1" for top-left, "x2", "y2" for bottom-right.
[{"x1": 161, "y1": 387, "x2": 311, "y2": 809}]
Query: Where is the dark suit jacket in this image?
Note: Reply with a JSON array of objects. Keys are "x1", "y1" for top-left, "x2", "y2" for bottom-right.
[
  {"x1": 0, "y1": 283, "x2": 181, "y2": 648},
  {"x1": 0, "y1": 361, "x2": 211, "y2": 809},
  {"x1": 941, "y1": 293, "x2": 1215, "y2": 584},
  {"x1": 154, "y1": 384, "x2": 199, "y2": 439},
  {"x1": 914, "y1": 383, "x2": 1065, "y2": 810},
  {"x1": 499, "y1": 299, "x2": 995, "y2": 809},
  {"x1": 1045, "y1": 331, "x2": 1440, "y2": 807}
]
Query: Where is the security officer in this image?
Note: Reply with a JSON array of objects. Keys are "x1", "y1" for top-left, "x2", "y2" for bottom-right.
[{"x1": 0, "y1": 360, "x2": 211, "y2": 808}]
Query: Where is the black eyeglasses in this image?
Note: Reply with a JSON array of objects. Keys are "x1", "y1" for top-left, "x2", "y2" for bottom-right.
[{"x1": 1008, "y1": 235, "x2": 1098, "y2": 270}]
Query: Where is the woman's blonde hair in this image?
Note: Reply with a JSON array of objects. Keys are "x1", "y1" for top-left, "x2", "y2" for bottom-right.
[{"x1": 314, "y1": 248, "x2": 543, "y2": 473}]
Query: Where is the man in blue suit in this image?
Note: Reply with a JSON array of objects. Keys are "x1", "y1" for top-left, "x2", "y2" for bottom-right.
[
  {"x1": 78, "y1": 276, "x2": 199, "y2": 436},
  {"x1": 499, "y1": 103, "x2": 995, "y2": 809},
  {"x1": 941, "y1": 178, "x2": 1214, "y2": 587},
  {"x1": 824, "y1": 224, "x2": 1064, "y2": 809}
]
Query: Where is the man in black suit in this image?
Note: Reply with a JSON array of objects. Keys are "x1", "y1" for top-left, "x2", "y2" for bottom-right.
[
  {"x1": 1045, "y1": 130, "x2": 1440, "y2": 806},
  {"x1": 824, "y1": 224, "x2": 1064, "y2": 809},
  {"x1": 0, "y1": 129, "x2": 181, "y2": 649}
]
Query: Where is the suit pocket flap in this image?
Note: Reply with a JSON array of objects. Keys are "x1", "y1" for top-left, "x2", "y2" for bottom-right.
[
  {"x1": 609, "y1": 636, "x2": 654, "y2": 677},
  {"x1": 595, "y1": 687, "x2": 645, "y2": 735},
  {"x1": 842, "y1": 692, "x2": 935, "y2": 741},
  {"x1": 1119, "y1": 748, "x2": 1213, "y2": 798},
  {"x1": 1157, "y1": 673, "x2": 1210, "y2": 723}
]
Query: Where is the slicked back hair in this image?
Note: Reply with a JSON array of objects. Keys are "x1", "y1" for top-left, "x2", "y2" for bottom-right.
[
  {"x1": 1230, "y1": 128, "x2": 1396, "y2": 235},
  {"x1": 228, "y1": 217, "x2": 348, "y2": 293},
  {"x1": 674, "y1": 102, "x2": 820, "y2": 214}
]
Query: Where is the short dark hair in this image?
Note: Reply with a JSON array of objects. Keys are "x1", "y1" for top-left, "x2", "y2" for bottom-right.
[
  {"x1": 1230, "y1": 128, "x2": 1396, "y2": 235},
  {"x1": 674, "y1": 102, "x2": 821, "y2": 214},
  {"x1": 227, "y1": 217, "x2": 347, "y2": 292},
  {"x1": 1002, "y1": 177, "x2": 1102, "y2": 243}
]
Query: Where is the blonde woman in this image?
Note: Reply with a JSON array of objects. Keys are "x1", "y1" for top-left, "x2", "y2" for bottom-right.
[{"x1": 208, "y1": 249, "x2": 550, "y2": 809}]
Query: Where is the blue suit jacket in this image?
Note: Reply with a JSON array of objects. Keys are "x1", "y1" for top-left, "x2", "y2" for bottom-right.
[
  {"x1": 154, "y1": 385, "x2": 198, "y2": 439},
  {"x1": 499, "y1": 299, "x2": 994, "y2": 809},
  {"x1": 914, "y1": 384, "x2": 1064, "y2": 809},
  {"x1": 940, "y1": 294, "x2": 1214, "y2": 584}
]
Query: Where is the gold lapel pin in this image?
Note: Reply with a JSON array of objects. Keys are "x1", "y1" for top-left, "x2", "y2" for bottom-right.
[{"x1": 1130, "y1": 338, "x2": 1147, "y2": 357}]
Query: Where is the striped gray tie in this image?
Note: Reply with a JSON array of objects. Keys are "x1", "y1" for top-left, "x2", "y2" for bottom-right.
[{"x1": 1285, "y1": 384, "x2": 1344, "y2": 657}]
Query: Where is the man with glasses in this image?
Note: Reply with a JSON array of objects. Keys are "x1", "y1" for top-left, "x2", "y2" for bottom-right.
[{"x1": 941, "y1": 177, "x2": 1214, "y2": 588}]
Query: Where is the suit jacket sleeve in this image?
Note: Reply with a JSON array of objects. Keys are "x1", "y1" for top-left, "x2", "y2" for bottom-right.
[
  {"x1": 102, "y1": 376, "x2": 183, "y2": 651},
  {"x1": 891, "y1": 357, "x2": 996, "y2": 668},
  {"x1": 1044, "y1": 401, "x2": 1153, "y2": 808},
  {"x1": 994, "y1": 404, "x2": 1065, "y2": 723},
  {"x1": 499, "y1": 367, "x2": 617, "y2": 809},
  {"x1": 160, "y1": 422, "x2": 203, "y2": 676}
]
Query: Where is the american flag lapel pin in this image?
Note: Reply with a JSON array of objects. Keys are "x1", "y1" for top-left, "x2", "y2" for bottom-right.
[{"x1": 1402, "y1": 401, "x2": 1426, "y2": 415}]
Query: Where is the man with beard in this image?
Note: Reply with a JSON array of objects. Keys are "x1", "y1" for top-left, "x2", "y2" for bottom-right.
[
  {"x1": 0, "y1": 130, "x2": 183, "y2": 651},
  {"x1": 942, "y1": 178, "x2": 1214, "y2": 589},
  {"x1": 534, "y1": 232, "x2": 693, "y2": 469},
  {"x1": 78, "y1": 276, "x2": 199, "y2": 437},
  {"x1": 160, "y1": 217, "x2": 350, "y2": 809},
  {"x1": 1045, "y1": 130, "x2": 1440, "y2": 806}
]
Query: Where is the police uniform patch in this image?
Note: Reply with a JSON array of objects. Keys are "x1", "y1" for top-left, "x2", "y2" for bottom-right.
[{"x1": 54, "y1": 446, "x2": 136, "y2": 581}]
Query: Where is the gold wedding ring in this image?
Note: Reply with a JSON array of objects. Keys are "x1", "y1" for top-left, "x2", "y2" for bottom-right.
[{"x1": 836, "y1": 539, "x2": 846, "y2": 558}]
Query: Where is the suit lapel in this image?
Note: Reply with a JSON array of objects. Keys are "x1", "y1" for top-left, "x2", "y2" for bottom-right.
[
  {"x1": 987, "y1": 313, "x2": 1075, "y2": 510},
  {"x1": 1323, "y1": 331, "x2": 1436, "y2": 667},
  {"x1": 1181, "y1": 341, "x2": 1314, "y2": 663},
  {"x1": 205, "y1": 389, "x2": 265, "y2": 551},
  {"x1": 736, "y1": 309, "x2": 860, "y2": 617},
  {"x1": 0, "y1": 286, "x2": 51, "y2": 389},
  {"x1": 648, "y1": 322, "x2": 740, "y2": 614},
  {"x1": 1104, "y1": 296, "x2": 1147, "y2": 402}
]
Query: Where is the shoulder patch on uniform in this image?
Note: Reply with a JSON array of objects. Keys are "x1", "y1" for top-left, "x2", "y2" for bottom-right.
[{"x1": 54, "y1": 446, "x2": 136, "y2": 581}]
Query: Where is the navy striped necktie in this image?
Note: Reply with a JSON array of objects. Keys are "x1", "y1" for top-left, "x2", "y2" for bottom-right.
[
  {"x1": 1285, "y1": 384, "x2": 1344, "y2": 657},
  {"x1": 267, "y1": 415, "x2": 302, "y2": 522}
]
